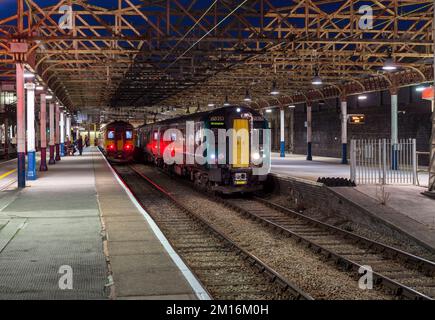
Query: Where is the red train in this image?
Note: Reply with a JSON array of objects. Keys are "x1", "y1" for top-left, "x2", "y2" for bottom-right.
[{"x1": 100, "y1": 121, "x2": 136, "y2": 163}]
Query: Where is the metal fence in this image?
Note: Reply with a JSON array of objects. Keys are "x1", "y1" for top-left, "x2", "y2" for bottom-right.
[{"x1": 350, "y1": 139, "x2": 417, "y2": 185}]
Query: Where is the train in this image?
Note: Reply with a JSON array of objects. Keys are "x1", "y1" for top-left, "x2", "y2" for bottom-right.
[
  {"x1": 100, "y1": 120, "x2": 136, "y2": 163},
  {"x1": 135, "y1": 106, "x2": 270, "y2": 194}
]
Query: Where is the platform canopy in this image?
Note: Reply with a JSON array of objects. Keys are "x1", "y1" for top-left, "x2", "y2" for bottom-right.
[{"x1": 0, "y1": 0, "x2": 434, "y2": 120}]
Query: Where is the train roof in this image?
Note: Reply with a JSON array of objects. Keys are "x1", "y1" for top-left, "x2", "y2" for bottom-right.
[
  {"x1": 139, "y1": 106, "x2": 264, "y2": 129},
  {"x1": 103, "y1": 120, "x2": 134, "y2": 128}
]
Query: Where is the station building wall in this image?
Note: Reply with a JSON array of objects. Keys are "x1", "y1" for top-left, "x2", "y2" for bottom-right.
[{"x1": 265, "y1": 86, "x2": 433, "y2": 162}]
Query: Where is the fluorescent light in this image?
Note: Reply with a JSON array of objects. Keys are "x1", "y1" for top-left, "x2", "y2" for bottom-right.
[
  {"x1": 244, "y1": 89, "x2": 252, "y2": 102},
  {"x1": 270, "y1": 81, "x2": 279, "y2": 95},
  {"x1": 24, "y1": 71, "x2": 35, "y2": 79},
  {"x1": 45, "y1": 95, "x2": 53, "y2": 99},
  {"x1": 288, "y1": 105, "x2": 296, "y2": 108},
  {"x1": 36, "y1": 86, "x2": 44, "y2": 91},
  {"x1": 224, "y1": 95, "x2": 230, "y2": 106},
  {"x1": 312, "y1": 75, "x2": 322, "y2": 85},
  {"x1": 416, "y1": 86, "x2": 427, "y2": 92},
  {"x1": 236, "y1": 108, "x2": 241, "y2": 112},
  {"x1": 383, "y1": 57, "x2": 397, "y2": 71},
  {"x1": 266, "y1": 109, "x2": 272, "y2": 113},
  {"x1": 208, "y1": 103, "x2": 214, "y2": 107},
  {"x1": 358, "y1": 95, "x2": 367, "y2": 100}
]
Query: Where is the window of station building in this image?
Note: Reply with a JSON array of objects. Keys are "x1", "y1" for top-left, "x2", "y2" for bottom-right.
[
  {"x1": 126, "y1": 130, "x2": 133, "y2": 139},
  {"x1": 107, "y1": 130, "x2": 115, "y2": 139}
]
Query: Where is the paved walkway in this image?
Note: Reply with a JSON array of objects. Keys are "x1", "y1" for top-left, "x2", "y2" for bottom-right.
[
  {"x1": 93, "y1": 150, "x2": 205, "y2": 299},
  {"x1": 271, "y1": 152, "x2": 429, "y2": 187},
  {"x1": 0, "y1": 148, "x2": 205, "y2": 299},
  {"x1": 0, "y1": 150, "x2": 107, "y2": 299}
]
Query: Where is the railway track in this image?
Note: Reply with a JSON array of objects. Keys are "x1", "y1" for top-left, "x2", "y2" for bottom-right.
[
  {"x1": 112, "y1": 164, "x2": 313, "y2": 300},
  {"x1": 217, "y1": 197, "x2": 435, "y2": 300},
  {"x1": 128, "y1": 163, "x2": 435, "y2": 300}
]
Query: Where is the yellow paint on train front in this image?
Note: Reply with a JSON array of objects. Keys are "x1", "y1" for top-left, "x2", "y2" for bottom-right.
[{"x1": 232, "y1": 119, "x2": 249, "y2": 168}]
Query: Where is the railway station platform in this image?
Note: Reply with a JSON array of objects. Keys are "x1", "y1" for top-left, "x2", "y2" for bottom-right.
[
  {"x1": 0, "y1": 148, "x2": 206, "y2": 300},
  {"x1": 271, "y1": 153, "x2": 435, "y2": 251}
]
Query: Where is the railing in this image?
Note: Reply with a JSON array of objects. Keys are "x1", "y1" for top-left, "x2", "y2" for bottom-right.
[{"x1": 350, "y1": 139, "x2": 417, "y2": 185}]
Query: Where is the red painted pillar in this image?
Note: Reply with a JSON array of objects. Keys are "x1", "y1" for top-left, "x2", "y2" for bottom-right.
[
  {"x1": 49, "y1": 102, "x2": 55, "y2": 165},
  {"x1": 16, "y1": 63, "x2": 26, "y2": 187},
  {"x1": 40, "y1": 93, "x2": 48, "y2": 171},
  {"x1": 55, "y1": 103, "x2": 61, "y2": 161}
]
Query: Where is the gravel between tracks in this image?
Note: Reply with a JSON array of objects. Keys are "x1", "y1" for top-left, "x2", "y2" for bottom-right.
[
  {"x1": 134, "y1": 165, "x2": 391, "y2": 300},
  {"x1": 267, "y1": 194, "x2": 435, "y2": 262}
]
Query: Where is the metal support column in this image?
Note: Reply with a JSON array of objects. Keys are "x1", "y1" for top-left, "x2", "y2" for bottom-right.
[
  {"x1": 49, "y1": 102, "x2": 55, "y2": 165},
  {"x1": 306, "y1": 103, "x2": 312, "y2": 161},
  {"x1": 391, "y1": 88, "x2": 399, "y2": 170},
  {"x1": 341, "y1": 97, "x2": 348, "y2": 164},
  {"x1": 55, "y1": 103, "x2": 61, "y2": 161},
  {"x1": 280, "y1": 107, "x2": 285, "y2": 157},
  {"x1": 66, "y1": 116, "x2": 71, "y2": 142},
  {"x1": 16, "y1": 63, "x2": 25, "y2": 188},
  {"x1": 25, "y1": 82, "x2": 36, "y2": 180},
  {"x1": 39, "y1": 93, "x2": 48, "y2": 171},
  {"x1": 60, "y1": 111, "x2": 65, "y2": 157}
]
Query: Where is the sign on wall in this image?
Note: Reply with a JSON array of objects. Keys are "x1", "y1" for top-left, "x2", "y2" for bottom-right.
[{"x1": 348, "y1": 114, "x2": 366, "y2": 125}]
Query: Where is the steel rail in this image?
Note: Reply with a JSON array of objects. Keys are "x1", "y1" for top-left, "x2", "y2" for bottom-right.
[
  {"x1": 218, "y1": 196, "x2": 434, "y2": 300},
  {"x1": 127, "y1": 165, "x2": 314, "y2": 301}
]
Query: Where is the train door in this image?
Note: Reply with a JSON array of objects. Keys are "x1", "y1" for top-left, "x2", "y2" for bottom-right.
[
  {"x1": 232, "y1": 119, "x2": 249, "y2": 168},
  {"x1": 116, "y1": 128, "x2": 124, "y2": 152}
]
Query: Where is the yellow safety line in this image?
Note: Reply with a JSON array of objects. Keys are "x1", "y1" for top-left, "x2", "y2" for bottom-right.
[{"x1": 0, "y1": 169, "x2": 17, "y2": 180}]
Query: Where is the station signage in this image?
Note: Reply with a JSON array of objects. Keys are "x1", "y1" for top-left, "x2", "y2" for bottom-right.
[{"x1": 348, "y1": 114, "x2": 365, "y2": 124}]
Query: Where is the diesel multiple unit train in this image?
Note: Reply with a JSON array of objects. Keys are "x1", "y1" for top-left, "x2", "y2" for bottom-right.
[
  {"x1": 100, "y1": 121, "x2": 136, "y2": 163},
  {"x1": 101, "y1": 106, "x2": 270, "y2": 193}
]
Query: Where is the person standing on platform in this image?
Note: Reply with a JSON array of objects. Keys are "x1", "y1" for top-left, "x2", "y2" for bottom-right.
[
  {"x1": 85, "y1": 135, "x2": 90, "y2": 148},
  {"x1": 76, "y1": 136, "x2": 83, "y2": 156}
]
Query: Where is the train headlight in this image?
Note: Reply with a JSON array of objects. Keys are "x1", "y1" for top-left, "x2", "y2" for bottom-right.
[{"x1": 252, "y1": 152, "x2": 260, "y2": 160}]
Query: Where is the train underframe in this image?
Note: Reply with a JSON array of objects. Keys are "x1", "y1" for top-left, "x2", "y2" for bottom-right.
[{"x1": 148, "y1": 153, "x2": 266, "y2": 194}]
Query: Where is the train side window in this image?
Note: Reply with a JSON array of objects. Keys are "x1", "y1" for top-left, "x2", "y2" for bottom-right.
[
  {"x1": 126, "y1": 130, "x2": 133, "y2": 140},
  {"x1": 107, "y1": 130, "x2": 115, "y2": 139},
  {"x1": 153, "y1": 131, "x2": 158, "y2": 140}
]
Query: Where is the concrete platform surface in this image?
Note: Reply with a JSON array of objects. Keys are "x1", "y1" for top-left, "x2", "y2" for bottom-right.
[
  {"x1": 0, "y1": 150, "x2": 107, "y2": 299},
  {"x1": 0, "y1": 148, "x2": 205, "y2": 300},
  {"x1": 92, "y1": 151, "x2": 206, "y2": 299},
  {"x1": 271, "y1": 152, "x2": 429, "y2": 187}
]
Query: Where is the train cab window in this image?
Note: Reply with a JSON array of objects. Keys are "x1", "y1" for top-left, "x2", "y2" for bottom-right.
[
  {"x1": 126, "y1": 130, "x2": 133, "y2": 140},
  {"x1": 170, "y1": 132, "x2": 177, "y2": 141},
  {"x1": 107, "y1": 130, "x2": 115, "y2": 139}
]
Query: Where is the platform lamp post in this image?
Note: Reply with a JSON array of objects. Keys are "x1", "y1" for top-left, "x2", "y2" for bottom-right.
[
  {"x1": 25, "y1": 81, "x2": 37, "y2": 180},
  {"x1": 39, "y1": 92, "x2": 48, "y2": 171}
]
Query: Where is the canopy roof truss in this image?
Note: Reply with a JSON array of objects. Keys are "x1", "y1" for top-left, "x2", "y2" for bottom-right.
[{"x1": 0, "y1": 0, "x2": 433, "y2": 116}]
